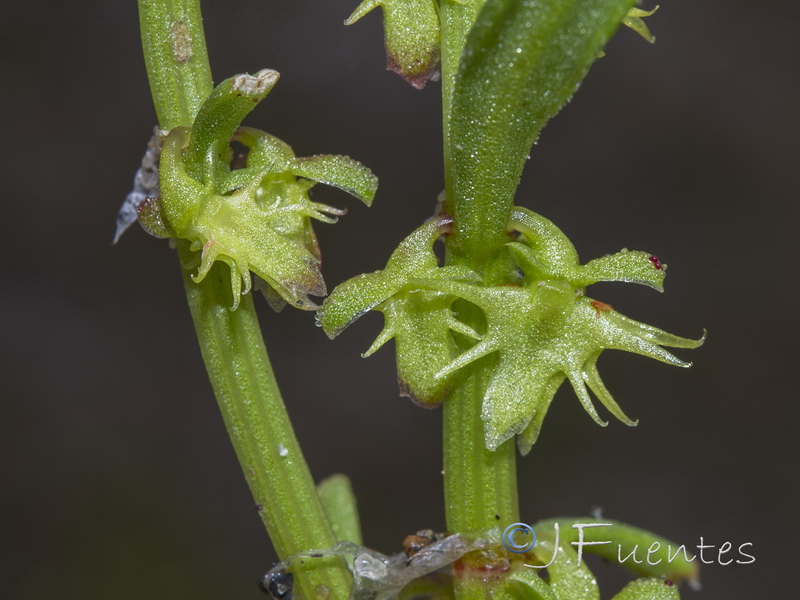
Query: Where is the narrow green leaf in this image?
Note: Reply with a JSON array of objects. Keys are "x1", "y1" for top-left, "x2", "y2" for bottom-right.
[
  {"x1": 185, "y1": 69, "x2": 280, "y2": 181},
  {"x1": 317, "y1": 271, "x2": 401, "y2": 338},
  {"x1": 234, "y1": 126, "x2": 295, "y2": 172},
  {"x1": 449, "y1": 0, "x2": 637, "y2": 257},
  {"x1": 317, "y1": 474, "x2": 363, "y2": 545},
  {"x1": 318, "y1": 217, "x2": 459, "y2": 338}
]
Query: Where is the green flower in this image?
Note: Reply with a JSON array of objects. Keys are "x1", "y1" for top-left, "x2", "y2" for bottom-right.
[
  {"x1": 322, "y1": 206, "x2": 703, "y2": 453},
  {"x1": 318, "y1": 217, "x2": 479, "y2": 405},
  {"x1": 138, "y1": 69, "x2": 378, "y2": 310},
  {"x1": 422, "y1": 207, "x2": 704, "y2": 453}
]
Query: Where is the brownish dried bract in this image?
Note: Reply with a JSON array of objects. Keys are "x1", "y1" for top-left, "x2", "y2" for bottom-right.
[{"x1": 402, "y1": 529, "x2": 437, "y2": 558}]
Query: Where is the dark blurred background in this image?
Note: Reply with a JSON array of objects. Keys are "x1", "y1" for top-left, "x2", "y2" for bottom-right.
[{"x1": 1, "y1": 1, "x2": 798, "y2": 598}]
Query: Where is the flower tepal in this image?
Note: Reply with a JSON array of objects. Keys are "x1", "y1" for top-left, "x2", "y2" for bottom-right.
[
  {"x1": 140, "y1": 69, "x2": 378, "y2": 310},
  {"x1": 421, "y1": 207, "x2": 704, "y2": 454},
  {"x1": 318, "y1": 217, "x2": 479, "y2": 406}
]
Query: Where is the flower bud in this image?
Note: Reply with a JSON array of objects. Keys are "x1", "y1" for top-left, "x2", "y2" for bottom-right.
[{"x1": 346, "y1": 0, "x2": 441, "y2": 89}]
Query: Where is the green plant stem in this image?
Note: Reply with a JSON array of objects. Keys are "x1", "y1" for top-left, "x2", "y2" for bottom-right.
[
  {"x1": 440, "y1": 12, "x2": 520, "y2": 557},
  {"x1": 138, "y1": 0, "x2": 212, "y2": 130},
  {"x1": 439, "y1": 8, "x2": 520, "y2": 598},
  {"x1": 443, "y1": 357, "x2": 519, "y2": 533},
  {"x1": 441, "y1": 3, "x2": 636, "y2": 597},
  {"x1": 179, "y1": 258, "x2": 350, "y2": 599},
  {"x1": 440, "y1": 0, "x2": 519, "y2": 544},
  {"x1": 442, "y1": 305, "x2": 519, "y2": 599},
  {"x1": 138, "y1": 1, "x2": 351, "y2": 598}
]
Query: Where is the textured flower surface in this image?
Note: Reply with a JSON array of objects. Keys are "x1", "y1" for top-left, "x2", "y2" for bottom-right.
[
  {"x1": 138, "y1": 69, "x2": 378, "y2": 310},
  {"x1": 318, "y1": 217, "x2": 479, "y2": 405},
  {"x1": 425, "y1": 207, "x2": 704, "y2": 453},
  {"x1": 322, "y1": 206, "x2": 703, "y2": 453},
  {"x1": 345, "y1": 0, "x2": 441, "y2": 89}
]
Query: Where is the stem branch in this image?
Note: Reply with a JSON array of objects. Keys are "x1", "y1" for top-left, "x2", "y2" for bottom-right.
[{"x1": 138, "y1": 2, "x2": 351, "y2": 597}]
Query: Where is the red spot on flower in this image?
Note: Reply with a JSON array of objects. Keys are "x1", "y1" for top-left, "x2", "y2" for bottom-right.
[
  {"x1": 664, "y1": 580, "x2": 673, "y2": 587},
  {"x1": 649, "y1": 255, "x2": 663, "y2": 270}
]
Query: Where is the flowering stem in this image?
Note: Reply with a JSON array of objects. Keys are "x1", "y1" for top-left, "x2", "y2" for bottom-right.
[
  {"x1": 439, "y1": 10, "x2": 530, "y2": 551},
  {"x1": 440, "y1": 2, "x2": 638, "y2": 596},
  {"x1": 138, "y1": 1, "x2": 351, "y2": 598},
  {"x1": 443, "y1": 355, "x2": 519, "y2": 533},
  {"x1": 439, "y1": 5, "x2": 520, "y2": 595}
]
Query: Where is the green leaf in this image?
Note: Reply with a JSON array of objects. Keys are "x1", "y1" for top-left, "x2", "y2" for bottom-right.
[
  {"x1": 502, "y1": 569, "x2": 559, "y2": 600},
  {"x1": 185, "y1": 69, "x2": 280, "y2": 181},
  {"x1": 611, "y1": 577, "x2": 680, "y2": 600},
  {"x1": 317, "y1": 474, "x2": 363, "y2": 545},
  {"x1": 421, "y1": 274, "x2": 701, "y2": 452},
  {"x1": 448, "y1": 0, "x2": 637, "y2": 256},
  {"x1": 154, "y1": 74, "x2": 378, "y2": 311},
  {"x1": 318, "y1": 217, "x2": 474, "y2": 338},
  {"x1": 158, "y1": 126, "x2": 329, "y2": 310},
  {"x1": 532, "y1": 534, "x2": 600, "y2": 600},
  {"x1": 232, "y1": 126, "x2": 295, "y2": 175},
  {"x1": 374, "y1": 290, "x2": 481, "y2": 406}
]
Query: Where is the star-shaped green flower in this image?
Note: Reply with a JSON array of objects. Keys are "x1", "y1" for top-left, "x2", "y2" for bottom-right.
[
  {"x1": 421, "y1": 207, "x2": 704, "y2": 453},
  {"x1": 138, "y1": 69, "x2": 378, "y2": 310},
  {"x1": 321, "y1": 206, "x2": 703, "y2": 453},
  {"x1": 318, "y1": 217, "x2": 479, "y2": 405}
]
